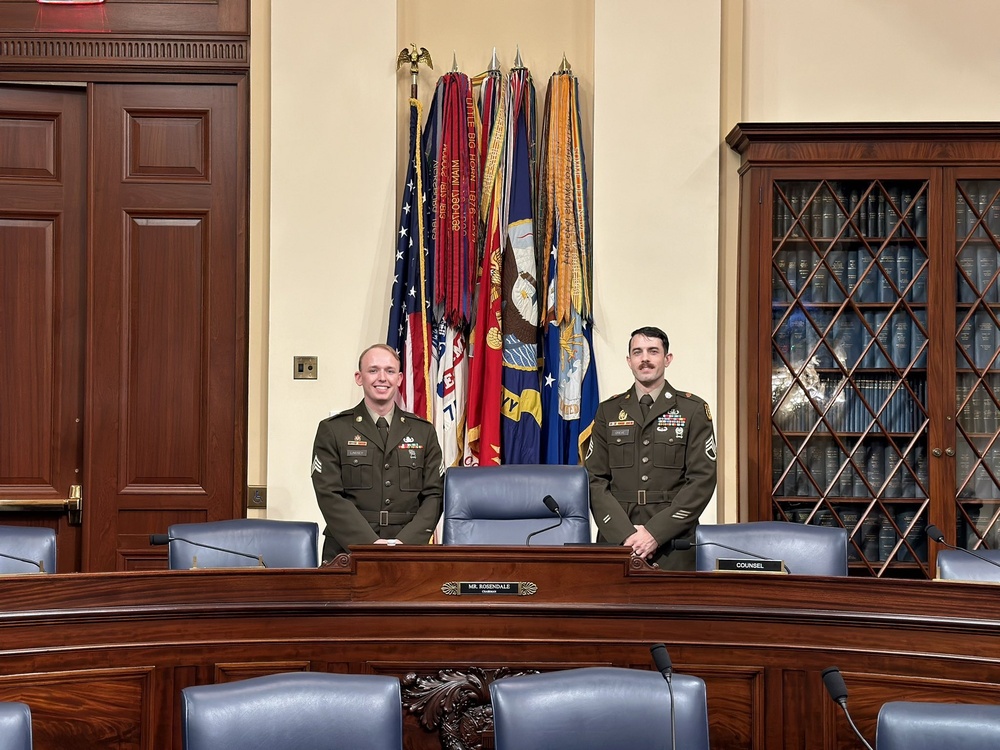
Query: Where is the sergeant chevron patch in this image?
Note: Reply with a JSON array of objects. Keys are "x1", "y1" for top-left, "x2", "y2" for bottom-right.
[{"x1": 312, "y1": 455, "x2": 322, "y2": 474}]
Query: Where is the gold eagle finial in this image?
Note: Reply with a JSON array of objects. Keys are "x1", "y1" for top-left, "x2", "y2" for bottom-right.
[{"x1": 396, "y1": 43, "x2": 433, "y2": 75}]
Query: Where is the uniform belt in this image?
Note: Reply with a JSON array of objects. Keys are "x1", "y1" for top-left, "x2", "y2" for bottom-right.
[
  {"x1": 359, "y1": 509, "x2": 415, "y2": 526},
  {"x1": 621, "y1": 490, "x2": 672, "y2": 506}
]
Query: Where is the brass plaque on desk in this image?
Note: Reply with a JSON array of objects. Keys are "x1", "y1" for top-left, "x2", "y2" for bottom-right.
[{"x1": 441, "y1": 581, "x2": 538, "y2": 596}]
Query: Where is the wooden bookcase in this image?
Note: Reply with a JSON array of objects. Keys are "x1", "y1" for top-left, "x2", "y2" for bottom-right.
[{"x1": 727, "y1": 123, "x2": 1000, "y2": 578}]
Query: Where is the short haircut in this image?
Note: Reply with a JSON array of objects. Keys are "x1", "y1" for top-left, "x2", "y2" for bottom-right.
[
  {"x1": 629, "y1": 326, "x2": 670, "y2": 355},
  {"x1": 357, "y1": 344, "x2": 401, "y2": 371}
]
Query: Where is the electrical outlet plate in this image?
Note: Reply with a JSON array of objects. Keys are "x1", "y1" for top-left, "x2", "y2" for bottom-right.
[{"x1": 293, "y1": 356, "x2": 318, "y2": 380}]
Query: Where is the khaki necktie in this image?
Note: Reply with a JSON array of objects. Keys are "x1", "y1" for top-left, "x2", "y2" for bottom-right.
[
  {"x1": 376, "y1": 416, "x2": 389, "y2": 446},
  {"x1": 639, "y1": 393, "x2": 654, "y2": 419}
]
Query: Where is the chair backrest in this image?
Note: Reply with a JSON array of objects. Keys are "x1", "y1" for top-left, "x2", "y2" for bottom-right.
[
  {"x1": 694, "y1": 521, "x2": 848, "y2": 576},
  {"x1": 876, "y1": 701, "x2": 1000, "y2": 750},
  {"x1": 0, "y1": 525, "x2": 56, "y2": 574},
  {"x1": 167, "y1": 519, "x2": 319, "y2": 570},
  {"x1": 0, "y1": 701, "x2": 32, "y2": 750},
  {"x1": 441, "y1": 465, "x2": 591, "y2": 545},
  {"x1": 936, "y1": 549, "x2": 1000, "y2": 582},
  {"x1": 490, "y1": 666, "x2": 709, "y2": 750},
  {"x1": 181, "y1": 672, "x2": 402, "y2": 750}
]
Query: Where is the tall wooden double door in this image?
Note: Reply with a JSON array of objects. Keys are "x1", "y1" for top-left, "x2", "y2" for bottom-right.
[{"x1": 0, "y1": 81, "x2": 247, "y2": 571}]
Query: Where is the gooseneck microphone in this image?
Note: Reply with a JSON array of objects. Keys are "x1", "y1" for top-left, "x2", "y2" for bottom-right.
[
  {"x1": 149, "y1": 534, "x2": 266, "y2": 568},
  {"x1": 926, "y1": 523, "x2": 1000, "y2": 572},
  {"x1": 524, "y1": 495, "x2": 563, "y2": 545},
  {"x1": 673, "y1": 538, "x2": 794, "y2": 574},
  {"x1": 649, "y1": 644, "x2": 676, "y2": 750},
  {"x1": 0, "y1": 551, "x2": 44, "y2": 573},
  {"x1": 822, "y1": 666, "x2": 874, "y2": 750}
]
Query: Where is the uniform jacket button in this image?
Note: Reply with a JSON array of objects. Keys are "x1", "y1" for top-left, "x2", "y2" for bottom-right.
[
  {"x1": 641, "y1": 475, "x2": 649, "y2": 482},
  {"x1": 384, "y1": 480, "x2": 391, "y2": 487}
]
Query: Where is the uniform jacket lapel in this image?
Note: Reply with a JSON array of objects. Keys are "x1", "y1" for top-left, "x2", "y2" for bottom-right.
[
  {"x1": 621, "y1": 388, "x2": 644, "y2": 426},
  {"x1": 352, "y1": 401, "x2": 383, "y2": 450}
]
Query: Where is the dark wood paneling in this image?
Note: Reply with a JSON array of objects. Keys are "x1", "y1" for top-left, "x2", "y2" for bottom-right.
[
  {"x1": 86, "y1": 81, "x2": 245, "y2": 571},
  {"x1": 0, "y1": 0, "x2": 248, "y2": 35},
  {"x1": 0, "y1": 549, "x2": 999, "y2": 750},
  {"x1": 0, "y1": 85, "x2": 86, "y2": 572}
]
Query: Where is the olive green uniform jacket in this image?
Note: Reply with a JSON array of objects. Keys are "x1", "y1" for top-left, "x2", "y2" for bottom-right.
[
  {"x1": 586, "y1": 382, "x2": 717, "y2": 570},
  {"x1": 311, "y1": 401, "x2": 443, "y2": 562}
]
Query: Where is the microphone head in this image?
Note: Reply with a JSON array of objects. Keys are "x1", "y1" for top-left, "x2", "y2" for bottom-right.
[
  {"x1": 926, "y1": 524, "x2": 945, "y2": 543},
  {"x1": 542, "y1": 495, "x2": 560, "y2": 514},
  {"x1": 649, "y1": 643, "x2": 673, "y2": 674},
  {"x1": 821, "y1": 666, "x2": 848, "y2": 705},
  {"x1": 149, "y1": 533, "x2": 171, "y2": 546},
  {"x1": 673, "y1": 538, "x2": 694, "y2": 551}
]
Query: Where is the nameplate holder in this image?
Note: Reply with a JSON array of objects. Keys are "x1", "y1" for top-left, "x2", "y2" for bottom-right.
[
  {"x1": 716, "y1": 558, "x2": 787, "y2": 574},
  {"x1": 441, "y1": 581, "x2": 538, "y2": 596}
]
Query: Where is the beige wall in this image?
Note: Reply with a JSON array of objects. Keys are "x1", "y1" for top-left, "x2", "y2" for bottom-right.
[{"x1": 257, "y1": 1, "x2": 1000, "y2": 531}]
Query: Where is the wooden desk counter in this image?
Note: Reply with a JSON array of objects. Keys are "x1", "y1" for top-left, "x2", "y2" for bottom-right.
[{"x1": 0, "y1": 546, "x2": 997, "y2": 750}]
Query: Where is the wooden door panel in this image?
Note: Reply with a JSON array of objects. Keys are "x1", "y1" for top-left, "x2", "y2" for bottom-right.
[
  {"x1": 0, "y1": 85, "x2": 86, "y2": 573},
  {"x1": 87, "y1": 83, "x2": 245, "y2": 571}
]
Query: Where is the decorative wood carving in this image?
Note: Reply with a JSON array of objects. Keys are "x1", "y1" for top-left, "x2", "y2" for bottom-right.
[
  {"x1": 0, "y1": 37, "x2": 248, "y2": 71},
  {"x1": 402, "y1": 667, "x2": 539, "y2": 750}
]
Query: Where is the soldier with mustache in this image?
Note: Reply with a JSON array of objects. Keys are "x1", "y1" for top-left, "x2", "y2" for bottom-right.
[{"x1": 585, "y1": 326, "x2": 717, "y2": 570}]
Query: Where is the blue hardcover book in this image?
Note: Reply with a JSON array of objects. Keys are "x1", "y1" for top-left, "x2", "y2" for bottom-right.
[
  {"x1": 911, "y1": 310, "x2": 928, "y2": 369},
  {"x1": 892, "y1": 312, "x2": 911, "y2": 370},
  {"x1": 853, "y1": 446, "x2": 869, "y2": 497},
  {"x1": 773, "y1": 252, "x2": 792, "y2": 302},
  {"x1": 867, "y1": 190, "x2": 879, "y2": 237},
  {"x1": 878, "y1": 246, "x2": 898, "y2": 303},
  {"x1": 884, "y1": 447, "x2": 903, "y2": 498},
  {"x1": 976, "y1": 310, "x2": 995, "y2": 372},
  {"x1": 824, "y1": 440, "x2": 841, "y2": 497},
  {"x1": 910, "y1": 246, "x2": 928, "y2": 303},
  {"x1": 788, "y1": 309, "x2": 808, "y2": 370},
  {"x1": 822, "y1": 192, "x2": 835, "y2": 238},
  {"x1": 958, "y1": 317, "x2": 976, "y2": 369},
  {"x1": 870, "y1": 312, "x2": 890, "y2": 369},
  {"x1": 857, "y1": 248, "x2": 877, "y2": 303},
  {"x1": 838, "y1": 505, "x2": 862, "y2": 561},
  {"x1": 798, "y1": 249, "x2": 813, "y2": 303},
  {"x1": 812, "y1": 254, "x2": 829, "y2": 302},
  {"x1": 901, "y1": 450, "x2": 917, "y2": 498},
  {"x1": 878, "y1": 514, "x2": 897, "y2": 562},
  {"x1": 895, "y1": 245, "x2": 912, "y2": 298},
  {"x1": 915, "y1": 193, "x2": 927, "y2": 237},
  {"x1": 914, "y1": 443, "x2": 929, "y2": 498},
  {"x1": 846, "y1": 250, "x2": 859, "y2": 299},
  {"x1": 773, "y1": 310, "x2": 791, "y2": 366},
  {"x1": 977, "y1": 246, "x2": 998, "y2": 303},
  {"x1": 866, "y1": 440, "x2": 886, "y2": 497},
  {"x1": 958, "y1": 247, "x2": 978, "y2": 304},
  {"x1": 861, "y1": 512, "x2": 881, "y2": 561},
  {"x1": 826, "y1": 249, "x2": 847, "y2": 303},
  {"x1": 895, "y1": 507, "x2": 926, "y2": 563}
]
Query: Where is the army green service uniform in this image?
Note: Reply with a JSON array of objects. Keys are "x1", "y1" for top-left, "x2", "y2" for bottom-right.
[
  {"x1": 311, "y1": 401, "x2": 443, "y2": 562},
  {"x1": 586, "y1": 382, "x2": 717, "y2": 570}
]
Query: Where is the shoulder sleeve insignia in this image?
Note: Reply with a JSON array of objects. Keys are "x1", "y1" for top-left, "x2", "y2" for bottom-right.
[{"x1": 705, "y1": 403, "x2": 713, "y2": 422}]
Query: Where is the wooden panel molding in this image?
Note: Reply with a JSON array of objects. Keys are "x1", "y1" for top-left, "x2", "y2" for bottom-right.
[{"x1": 0, "y1": 36, "x2": 248, "y2": 71}]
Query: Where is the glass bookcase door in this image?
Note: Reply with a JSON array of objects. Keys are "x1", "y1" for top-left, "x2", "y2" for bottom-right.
[
  {"x1": 955, "y1": 180, "x2": 1000, "y2": 553},
  {"x1": 770, "y1": 179, "x2": 931, "y2": 576}
]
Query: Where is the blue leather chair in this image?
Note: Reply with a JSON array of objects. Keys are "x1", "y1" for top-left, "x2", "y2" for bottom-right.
[
  {"x1": 0, "y1": 525, "x2": 56, "y2": 574},
  {"x1": 490, "y1": 666, "x2": 709, "y2": 750},
  {"x1": 694, "y1": 521, "x2": 848, "y2": 576},
  {"x1": 0, "y1": 701, "x2": 32, "y2": 750},
  {"x1": 181, "y1": 672, "x2": 402, "y2": 750},
  {"x1": 167, "y1": 519, "x2": 319, "y2": 570},
  {"x1": 876, "y1": 701, "x2": 1000, "y2": 750},
  {"x1": 936, "y1": 549, "x2": 1000, "y2": 582},
  {"x1": 442, "y1": 465, "x2": 591, "y2": 545}
]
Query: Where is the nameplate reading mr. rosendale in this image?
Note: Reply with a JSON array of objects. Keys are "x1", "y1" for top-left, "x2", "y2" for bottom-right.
[{"x1": 441, "y1": 581, "x2": 538, "y2": 596}]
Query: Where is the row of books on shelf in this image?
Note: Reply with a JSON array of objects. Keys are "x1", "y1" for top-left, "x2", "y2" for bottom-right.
[
  {"x1": 957, "y1": 376, "x2": 1000, "y2": 434},
  {"x1": 957, "y1": 311, "x2": 1000, "y2": 370},
  {"x1": 957, "y1": 246, "x2": 1000, "y2": 303},
  {"x1": 956, "y1": 181, "x2": 1000, "y2": 240},
  {"x1": 779, "y1": 504, "x2": 927, "y2": 563},
  {"x1": 773, "y1": 438, "x2": 929, "y2": 500},
  {"x1": 775, "y1": 309, "x2": 928, "y2": 371},
  {"x1": 779, "y1": 502, "x2": 1000, "y2": 563},
  {"x1": 773, "y1": 378, "x2": 926, "y2": 434},
  {"x1": 774, "y1": 245, "x2": 927, "y2": 304},
  {"x1": 774, "y1": 183, "x2": 927, "y2": 240},
  {"x1": 957, "y1": 440, "x2": 1000, "y2": 499}
]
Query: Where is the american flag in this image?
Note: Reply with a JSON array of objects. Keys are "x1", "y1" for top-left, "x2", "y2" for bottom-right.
[{"x1": 386, "y1": 98, "x2": 433, "y2": 419}]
